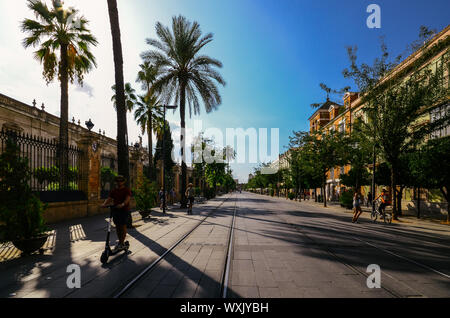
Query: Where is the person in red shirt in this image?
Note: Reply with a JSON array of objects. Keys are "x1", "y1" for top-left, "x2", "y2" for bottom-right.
[
  {"x1": 375, "y1": 189, "x2": 391, "y2": 217},
  {"x1": 101, "y1": 175, "x2": 131, "y2": 251}
]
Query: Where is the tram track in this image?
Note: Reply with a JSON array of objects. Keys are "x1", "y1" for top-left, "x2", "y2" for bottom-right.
[{"x1": 113, "y1": 194, "x2": 238, "y2": 298}]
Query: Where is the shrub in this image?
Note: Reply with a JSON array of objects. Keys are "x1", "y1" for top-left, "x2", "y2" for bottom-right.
[
  {"x1": 101, "y1": 167, "x2": 117, "y2": 188},
  {"x1": 288, "y1": 192, "x2": 295, "y2": 200},
  {"x1": 46, "y1": 182, "x2": 79, "y2": 191},
  {"x1": 204, "y1": 187, "x2": 216, "y2": 200},
  {"x1": 34, "y1": 166, "x2": 60, "y2": 184},
  {"x1": 339, "y1": 190, "x2": 354, "y2": 209},
  {"x1": 0, "y1": 140, "x2": 48, "y2": 241},
  {"x1": 270, "y1": 188, "x2": 274, "y2": 196},
  {"x1": 133, "y1": 176, "x2": 158, "y2": 213},
  {"x1": 34, "y1": 165, "x2": 79, "y2": 185}
]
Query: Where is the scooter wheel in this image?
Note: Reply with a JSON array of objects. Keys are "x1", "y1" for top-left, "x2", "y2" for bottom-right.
[{"x1": 100, "y1": 251, "x2": 109, "y2": 264}]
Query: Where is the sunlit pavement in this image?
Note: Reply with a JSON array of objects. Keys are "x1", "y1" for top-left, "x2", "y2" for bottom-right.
[
  {"x1": 230, "y1": 192, "x2": 449, "y2": 297},
  {"x1": 1, "y1": 191, "x2": 449, "y2": 298}
]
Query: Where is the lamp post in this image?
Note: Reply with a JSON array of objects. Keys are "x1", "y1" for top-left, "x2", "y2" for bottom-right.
[
  {"x1": 371, "y1": 142, "x2": 377, "y2": 216},
  {"x1": 158, "y1": 104, "x2": 177, "y2": 214}
]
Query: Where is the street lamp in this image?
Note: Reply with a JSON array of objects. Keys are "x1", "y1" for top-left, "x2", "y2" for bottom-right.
[{"x1": 157, "y1": 104, "x2": 177, "y2": 214}]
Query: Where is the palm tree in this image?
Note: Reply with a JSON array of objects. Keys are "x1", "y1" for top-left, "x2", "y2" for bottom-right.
[
  {"x1": 135, "y1": 61, "x2": 161, "y2": 178},
  {"x1": 107, "y1": 0, "x2": 129, "y2": 186},
  {"x1": 111, "y1": 82, "x2": 137, "y2": 112},
  {"x1": 21, "y1": 0, "x2": 97, "y2": 189},
  {"x1": 134, "y1": 94, "x2": 164, "y2": 179},
  {"x1": 141, "y1": 15, "x2": 226, "y2": 207}
]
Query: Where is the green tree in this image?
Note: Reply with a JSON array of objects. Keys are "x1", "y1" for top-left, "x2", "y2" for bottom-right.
[
  {"x1": 134, "y1": 94, "x2": 164, "y2": 180},
  {"x1": 300, "y1": 130, "x2": 348, "y2": 207},
  {"x1": 135, "y1": 61, "x2": 162, "y2": 179},
  {"x1": 154, "y1": 120, "x2": 175, "y2": 189},
  {"x1": 111, "y1": 82, "x2": 137, "y2": 112},
  {"x1": 343, "y1": 34, "x2": 449, "y2": 219},
  {"x1": 410, "y1": 136, "x2": 450, "y2": 223},
  {"x1": 141, "y1": 15, "x2": 226, "y2": 207},
  {"x1": 21, "y1": 0, "x2": 98, "y2": 189}
]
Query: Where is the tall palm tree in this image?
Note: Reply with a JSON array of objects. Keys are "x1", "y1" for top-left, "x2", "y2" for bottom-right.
[
  {"x1": 111, "y1": 82, "x2": 137, "y2": 112},
  {"x1": 141, "y1": 15, "x2": 226, "y2": 207},
  {"x1": 107, "y1": 0, "x2": 129, "y2": 186},
  {"x1": 134, "y1": 94, "x2": 164, "y2": 179},
  {"x1": 21, "y1": 0, "x2": 98, "y2": 189},
  {"x1": 135, "y1": 61, "x2": 160, "y2": 178}
]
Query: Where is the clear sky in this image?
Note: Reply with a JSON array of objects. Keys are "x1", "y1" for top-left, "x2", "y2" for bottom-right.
[{"x1": 0, "y1": 0, "x2": 449, "y2": 182}]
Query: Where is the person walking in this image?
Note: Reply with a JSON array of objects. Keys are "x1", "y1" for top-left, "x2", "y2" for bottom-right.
[
  {"x1": 185, "y1": 183, "x2": 195, "y2": 215},
  {"x1": 352, "y1": 191, "x2": 363, "y2": 223},
  {"x1": 367, "y1": 191, "x2": 372, "y2": 208},
  {"x1": 159, "y1": 188, "x2": 167, "y2": 211},
  {"x1": 170, "y1": 187, "x2": 176, "y2": 205},
  {"x1": 101, "y1": 175, "x2": 131, "y2": 251}
]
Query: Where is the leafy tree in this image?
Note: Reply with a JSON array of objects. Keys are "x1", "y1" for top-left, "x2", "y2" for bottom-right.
[
  {"x1": 342, "y1": 32, "x2": 449, "y2": 219},
  {"x1": 21, "y1": 0, "x2": 98, "y2": 189},
  {"x1": 410, "y1": 136, "x2": 450, "y2": 222},
  {"x1": 141, "y1": 15, "x2": 226, "y2": 207},
  {"x1": 290, "y1": 130, "x2": 348, "y2": 207}
]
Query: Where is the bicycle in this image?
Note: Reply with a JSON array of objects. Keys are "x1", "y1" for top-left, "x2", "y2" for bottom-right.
[{"x1": 370, "y1": 199, "x2": 392, "y2": 224}]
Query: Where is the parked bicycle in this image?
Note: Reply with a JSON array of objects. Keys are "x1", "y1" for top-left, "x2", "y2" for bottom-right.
[{"x1": 370, "y1": 199, "x2": 392, "y2": 224}]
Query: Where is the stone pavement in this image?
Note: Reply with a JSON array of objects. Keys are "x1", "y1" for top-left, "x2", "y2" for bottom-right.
[
  {"x1": 227, "y1": 193, "x2": 394, "y2": 298},
  {"x1": 267, "y1": 195, "x2": 450, "y2": 238},
  {"x1": 228, "y1": 192, "x2": 450, "y2": 298},
  {"x1": 0, "y1": 194, "x2": 232, "y2": 298}
]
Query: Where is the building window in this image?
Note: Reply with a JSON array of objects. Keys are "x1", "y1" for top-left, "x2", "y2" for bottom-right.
[
  {"x1": 338, "y1": 120, "x2": 345, "y2": 133},
  {"x1": 430, "y1": 103, "x2": 450, "y2": 138}
]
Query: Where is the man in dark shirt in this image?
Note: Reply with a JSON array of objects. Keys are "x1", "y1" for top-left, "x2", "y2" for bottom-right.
[{"x1": 101, "y1": 175, "x2": 131, "y2": 250}]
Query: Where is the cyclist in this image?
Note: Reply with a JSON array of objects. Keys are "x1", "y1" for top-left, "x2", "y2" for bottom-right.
[
  {"x1": 101, "y1": 175, "x2": 131, "y2": 251},
  {"x1": 375, "y1": 189, "x2": 391, "y2": 217}
]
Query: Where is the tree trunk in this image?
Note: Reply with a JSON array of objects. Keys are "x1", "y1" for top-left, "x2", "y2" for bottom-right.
[
  {"x1": 323, "y1": 172, "x2": 327, "y2": 207},
  {"x1": 107, "y1": 0, "x2": 130, "y2": 186},
  {"x1": 179, "y1": 79, "x2": 187, "y2": 208},
  {"x1": 390, "y1": 167, "x2": 398, "y2": 220},
  {"x1": 440, "y1": 186, "x2": 449, "y2": 223},
  {"x1": 147, "y1": 109, "x2": 153, "y2": 180},
  {"x1": 59, "y1": 44, "x2": 69, "y2": 190},
  {"x1": 396, "y1": 186, "x2": 404, "y2": 217}
]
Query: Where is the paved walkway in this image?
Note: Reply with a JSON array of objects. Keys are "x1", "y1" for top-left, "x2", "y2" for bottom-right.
[
  {"x1": 227, "y1": 192, "x2": 450, "y2": 298},
  {"x1": 0, "y1": 194, "x2": 231, "y2": 298},
  {"x1": 266, "y1": 195, "x2": 450, "y2": 237}
]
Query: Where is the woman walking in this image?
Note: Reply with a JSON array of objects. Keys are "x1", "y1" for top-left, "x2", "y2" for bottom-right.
[{"x1": 352, "y1": 191, "x2": 363, "y2": 223}]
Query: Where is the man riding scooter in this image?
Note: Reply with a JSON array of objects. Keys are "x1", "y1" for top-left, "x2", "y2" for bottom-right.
[{"x1": 101, "y1": 175, "x2": 131, "y2": 251}]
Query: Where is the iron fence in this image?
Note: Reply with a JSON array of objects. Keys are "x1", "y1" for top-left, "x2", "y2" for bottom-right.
[{"x1": 0, "y1": 129, "x2": 85, "y2": 201}]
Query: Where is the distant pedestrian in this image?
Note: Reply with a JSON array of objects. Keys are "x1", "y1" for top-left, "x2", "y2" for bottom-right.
[
  {"x1": 169, "y1": 188, "x2": 176, "y2": 205},
  {"x1": 186, "y1": 183, "x2": 195, "y2": 215},
  {"x1": 352, "y1": 191, "x2": 363, "y2": 223},
  {"x1": 367, "y1": 191, "x2": 372, "y2": 207},
  {"x1": 159, "y1": 188, "x2": 167, "y2": 211}
]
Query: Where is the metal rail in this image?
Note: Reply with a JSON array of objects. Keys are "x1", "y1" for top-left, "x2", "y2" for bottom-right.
[{"x1": 113, "y1": 193, "x2": 237, "y2": 298}]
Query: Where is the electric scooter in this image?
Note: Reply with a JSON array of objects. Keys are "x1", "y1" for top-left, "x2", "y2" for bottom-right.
[{"x1": 100, "y1": 205, "x2": 130, "y2": 264}]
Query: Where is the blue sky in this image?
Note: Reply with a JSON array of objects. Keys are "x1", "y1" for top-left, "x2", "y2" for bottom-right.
[{"x1": 0, "y1": 0, "x2": 449, "y2": 182}]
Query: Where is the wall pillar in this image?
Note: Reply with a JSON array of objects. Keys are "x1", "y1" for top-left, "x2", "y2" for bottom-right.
[{"x1": 77, "y1": 132, "x2": 102, "y2": 216}]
